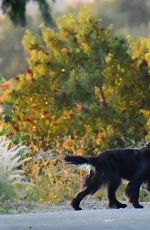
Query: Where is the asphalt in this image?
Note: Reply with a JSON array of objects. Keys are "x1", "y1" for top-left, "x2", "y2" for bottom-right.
[{"x1": 0, "y1": 208, "x2": 149, "y2": 230}]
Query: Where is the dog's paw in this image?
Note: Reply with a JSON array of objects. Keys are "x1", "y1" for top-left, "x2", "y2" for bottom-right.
[
  {"x1": 75, "y1": 207, "x2": 82, "y2": 211},
  {"x1": 71, "y1": 198, "x2": 82, "y2": 211},
  {"x1": 133, "y1": 203, "x2": 144, "y2": 209},
  {"x1": 118, "y1": 203, "x2": 127, "y2": 209},
  {"x1": 109, "y1": 201, "x2": 127, "y2": 209}
]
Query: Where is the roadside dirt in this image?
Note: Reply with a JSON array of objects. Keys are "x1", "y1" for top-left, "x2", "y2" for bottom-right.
[{"x1": 4, "y1": 199, "x2": 150, "y2": 214}]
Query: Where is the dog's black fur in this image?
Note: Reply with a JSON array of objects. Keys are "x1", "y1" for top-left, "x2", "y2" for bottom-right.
[{"x1": 64, "y1": 142, "x2": 150, "y2": 210}]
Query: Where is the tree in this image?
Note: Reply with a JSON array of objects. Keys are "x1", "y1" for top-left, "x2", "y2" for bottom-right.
[
  {"x1": 0, "y1": 0, "x2": 55, "y2": 26},
  {"x1": 2, "y1": 10, "x2": 150, "y2": 154}
]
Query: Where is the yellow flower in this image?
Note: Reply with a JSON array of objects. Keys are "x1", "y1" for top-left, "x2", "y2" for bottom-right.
[
  {"x1": 26, "y1": 185, "x2": 33, "y2": 192},
  {"x1": 105, "y1": 53, "x2": 113, "y2": 63},
  {"x1": 82, "y1": 43, "x2": 91, "y2": 54},
  {"x1": 37, "y1": 65, "x2": 46, "y2": 76}
]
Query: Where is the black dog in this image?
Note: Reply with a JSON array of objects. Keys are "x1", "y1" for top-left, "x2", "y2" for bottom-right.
[{"x1": 64, "y1": 142, "x2": 150, "y2": 210}]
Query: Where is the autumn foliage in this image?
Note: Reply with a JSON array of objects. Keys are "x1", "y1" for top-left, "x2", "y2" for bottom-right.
[{"x1": 1, "y1": 9, "x2": 150, "y2": 202}]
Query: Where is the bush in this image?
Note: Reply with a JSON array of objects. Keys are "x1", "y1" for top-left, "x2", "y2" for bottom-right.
[{"x1": 25, "y1": 149, "x2": 80, "y2": 203}]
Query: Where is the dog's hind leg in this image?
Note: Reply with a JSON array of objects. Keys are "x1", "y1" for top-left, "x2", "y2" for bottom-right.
[
  {"x1": 125, "y1": 167, "x2": 148, "y2": 209},
  {"x1": 108, "y1": 176, "x2": 127, "y2": 209},
  {"x1": 71, "y1": 171, "x2": 102, "y2": 210},
  {"x1": 71, "y1": 186, "x2": 93, "y2": 210},
  {"x1": 125, "y1": 180, "x2": 144, "y2": 208},
  {"x1": 126, "y1": 167, "x2": 149, "y2": 208}
]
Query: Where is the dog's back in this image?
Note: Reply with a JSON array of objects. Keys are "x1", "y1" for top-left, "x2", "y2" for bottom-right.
[{"x1": 98, "y1": 147, "x2": 146, "y2": 180}]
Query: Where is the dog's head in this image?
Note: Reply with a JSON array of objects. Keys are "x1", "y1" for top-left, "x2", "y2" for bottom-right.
[{"x1": 146, "y1": 142, "x2": 150, "y2": 151}]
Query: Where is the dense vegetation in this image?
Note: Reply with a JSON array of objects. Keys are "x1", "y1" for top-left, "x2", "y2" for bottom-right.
[{"x1": 0, "y1": 10, "x2": 150, "y2": 203}]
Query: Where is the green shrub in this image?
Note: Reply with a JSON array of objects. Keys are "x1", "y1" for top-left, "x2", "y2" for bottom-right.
[{"x1": 25, "y1": 149, "x2": 80, "y2": 203}]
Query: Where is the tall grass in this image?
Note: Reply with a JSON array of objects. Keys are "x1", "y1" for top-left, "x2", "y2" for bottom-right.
[{"x1": 0, "y1": 136, "x2": 31, "y2": 200}]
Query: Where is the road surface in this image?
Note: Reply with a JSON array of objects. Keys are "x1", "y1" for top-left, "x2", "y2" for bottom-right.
[{"x1": 0, "y1": 208, "x2": 149, "y2": 230}]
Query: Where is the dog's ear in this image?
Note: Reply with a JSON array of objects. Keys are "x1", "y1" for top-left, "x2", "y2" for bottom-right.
[{"x1": 146, "y1": 142, "x2": 150, "y2": 151}]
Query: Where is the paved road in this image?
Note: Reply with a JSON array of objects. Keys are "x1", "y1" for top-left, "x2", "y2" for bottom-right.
[{"x1": 0, "y1": 208, "x2": 149, "y2": 230}]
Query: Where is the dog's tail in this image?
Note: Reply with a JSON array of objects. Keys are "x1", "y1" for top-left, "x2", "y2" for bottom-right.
[{"x1": 64, "y1": 155, "x2": 97, "y2": 167}]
